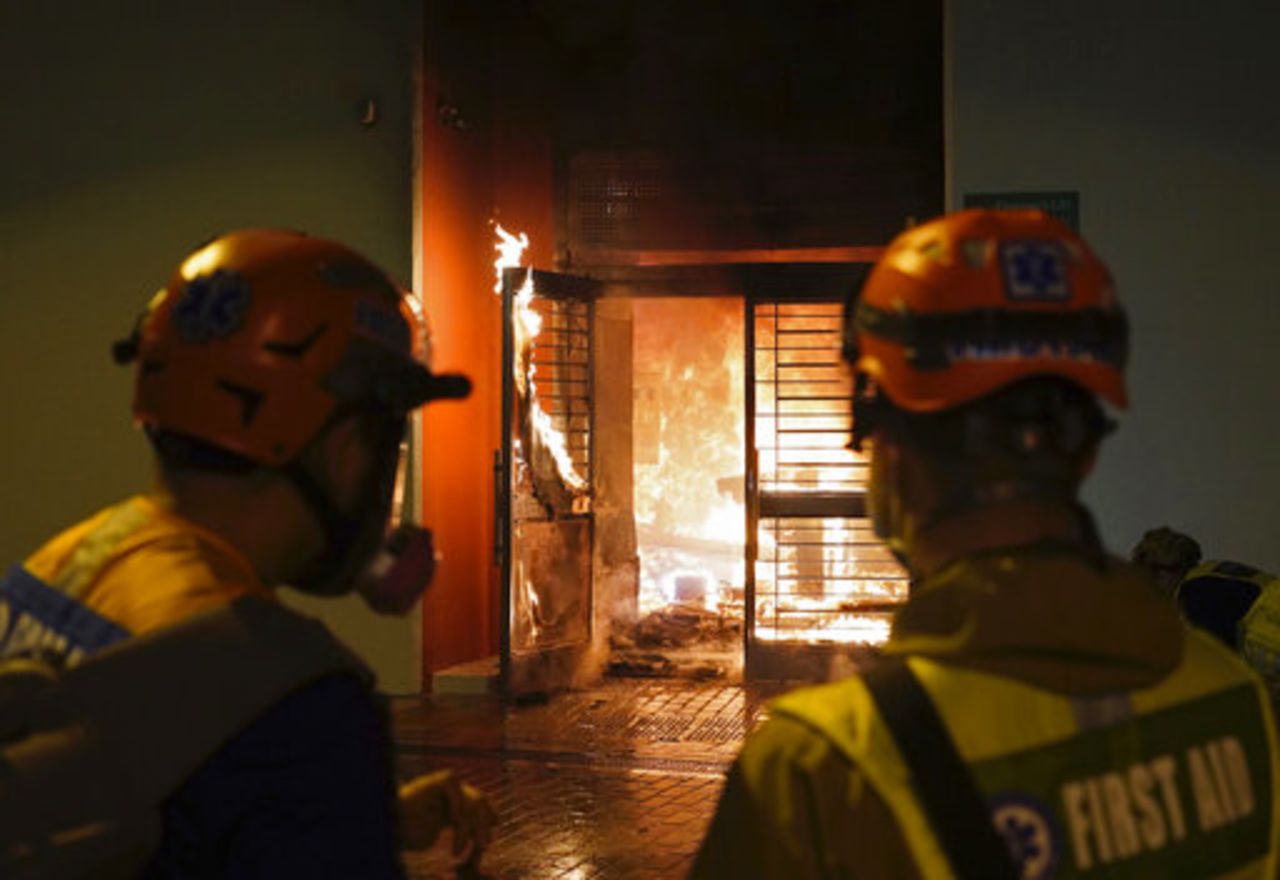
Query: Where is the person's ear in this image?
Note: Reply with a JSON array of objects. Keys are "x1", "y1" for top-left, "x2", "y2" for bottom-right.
[{"x1": 311, "y1": 413, "x2": 372, "y2": 500}]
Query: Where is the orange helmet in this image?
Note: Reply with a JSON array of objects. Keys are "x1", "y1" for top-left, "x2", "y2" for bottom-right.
[
  {"x1": 843, "y1": 209, "x2": 1128, "y2": 414},
  {"x1": 120, "y1": 229, "x2": 469, "y2": 466}
]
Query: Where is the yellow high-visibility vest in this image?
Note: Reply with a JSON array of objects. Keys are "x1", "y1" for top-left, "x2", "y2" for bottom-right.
[
  {"x1": 1180, "y1": 561, "x2": 1280, "y2": 684},
  {"x1": 771, "y1": 630, "x2": 1280, "y2": 879}
]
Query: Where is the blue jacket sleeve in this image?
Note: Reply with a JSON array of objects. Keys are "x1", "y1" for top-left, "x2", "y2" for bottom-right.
[{"x1": 143, "y1": 672, "x2": 405, "y2": 879}]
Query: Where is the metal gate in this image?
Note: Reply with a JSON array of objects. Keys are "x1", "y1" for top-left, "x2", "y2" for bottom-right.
[
  {"x1": 744, "y1": 296, "x2": 909, "y2": 679},
  {"x1": 500, "y1": 268, "x2": 601, "y2": 695}
]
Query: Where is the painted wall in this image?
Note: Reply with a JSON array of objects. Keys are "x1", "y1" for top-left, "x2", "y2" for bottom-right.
[
  {"x1": 0, "y1": 0, "x2": 422, "y2": 692},
  {"x1": 417, "y1": 22, "x2": 502, "y2": 675},
  {"x1": 951, "y1": 3, "x2": 1280, "y2": 569},
  {"x1": 418, "y1": 3, "x2": 558, "y2": 676}
]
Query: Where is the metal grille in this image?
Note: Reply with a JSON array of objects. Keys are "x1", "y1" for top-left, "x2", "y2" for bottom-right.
[
  {"x1": 527, "y1": 295, "x2": 592, "y2": 485},
  {"x1": 754, "y1": 518, "x2": 906, "y2": 642},
  {"x1": 749, "y1": 301, "x2": 908, "y2": 644},
  {"x1": 754, "y1": 302, "x2": 860, "y2": 495}
]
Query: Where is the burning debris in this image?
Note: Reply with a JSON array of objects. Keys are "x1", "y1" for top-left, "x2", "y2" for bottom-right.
[
  {"x1": 607, "y1": 602, "x2": 739, "y2": 679},
  {"x1": 606, "y1": 652, "x2": 727, "y2": 681},
  {"x1": 613, "y1": 602, "x2": 741, "y2": 651}
]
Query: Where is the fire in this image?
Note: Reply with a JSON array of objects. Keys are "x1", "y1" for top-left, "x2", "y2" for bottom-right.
[
  {"x1": 494, "y1": 224, "x2": 587, "y2": 492},
  {"x1": 633, "y1": 298, "x2": 745, "y2": 618},
  {"x1": 754, "y1": 612, "x2": 891, "y2": 644},
  {"x1": 493, "y1": 226, "x2": 529, "y2": 294},
  {"x1": 632, "y1": 298, "x2": 905, "y2": 647},
  {"x1": 494, "y1": 247, "x2": 903, "y2": 649}
]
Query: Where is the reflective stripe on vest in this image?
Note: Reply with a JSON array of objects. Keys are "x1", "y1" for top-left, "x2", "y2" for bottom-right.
[
  {"x1": 0, "y1": 501, "x2": 147, "y2": 666},
  {"x1": 0, "y1": 566, "x2": 128, "y2": 666},
  {"x1": 770, "y1": 630, "x2": 1280, "y2": 879}
]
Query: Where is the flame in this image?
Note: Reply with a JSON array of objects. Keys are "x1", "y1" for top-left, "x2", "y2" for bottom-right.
[
  {"x1": 699, "y1": 499, "x2": 744, "y2": 543},
  {"x1": 494, "y1": 224, "x2": 587, "y2": 492},
  {"x1": 754, "y1": 613, "x2": 891, "y2": 644},
  {"x1": 752, "y1": 460, "x2": 905, "y2": 645},
  {"x1": 634, "y1": 298, "x2": 745, "y2": 618},
  {"x1": 530, "y1": 405, "x2": 587, "y2": 492},
  {"x1": 493, "y1": 226, "x2": 529, "y2": 294},
  {"x1": 632, "y1": 298, "x2": 906, "y2": 645}
]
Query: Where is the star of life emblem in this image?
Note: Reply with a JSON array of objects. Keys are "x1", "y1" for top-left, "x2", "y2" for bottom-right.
[
  {"x1": 991, "y1": 793, "x2": 1060, "y2": 880},
  {"x1": 173, "y1": 269, "x2": 252, "y2": 344},
  {"x1": 1001, "y1": 241, "x2": 1071, "y2": 302}
]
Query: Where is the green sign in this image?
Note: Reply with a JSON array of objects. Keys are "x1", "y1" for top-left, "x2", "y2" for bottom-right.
[
  {"x1": 972, "y1": 684, "x2": 1271, "y2": 879},
  {"x1": 963, "y1": 191, "x2": 1080, "y2": 233}
]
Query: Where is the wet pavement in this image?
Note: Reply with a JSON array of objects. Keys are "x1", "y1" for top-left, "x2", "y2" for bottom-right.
[{"x1": 393, "y1": 679, "x2": 789, "y2": 879}]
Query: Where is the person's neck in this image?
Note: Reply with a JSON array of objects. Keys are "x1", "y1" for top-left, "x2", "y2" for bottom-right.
[
  {"x1": 905, "y1": 498, "x2": 1088, "y2": 580},
  {"x1": 153, "y1": 477, "x2": 321, "y2": 586}
]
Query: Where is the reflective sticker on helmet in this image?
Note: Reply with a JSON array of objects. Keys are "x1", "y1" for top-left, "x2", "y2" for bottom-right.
[
  {"x1": 354, "y1": 300, "x2": 411, "y2": 354},
  {"x1": 1001, "y1": 241, "x2": 1071, "y2": 302},
  {"x1": 944, "y1": 337, "x2": 1108, "y2": 365},
  {"x1": 173, "y1": 269, "x2": 252, "y2": 344}
]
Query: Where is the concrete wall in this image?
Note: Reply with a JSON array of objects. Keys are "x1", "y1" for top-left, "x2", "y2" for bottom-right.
[
  {"x1": 0, "y1": 1, "x2": 422, "y2": 692},
  {"x1": 951, "y1": 3, "x2": 1280, "y2": 569}
]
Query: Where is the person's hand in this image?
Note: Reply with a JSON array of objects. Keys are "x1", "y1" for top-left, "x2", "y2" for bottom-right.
[{"x1": 398, "y1": 770, "x2": 497, "y2": 862}]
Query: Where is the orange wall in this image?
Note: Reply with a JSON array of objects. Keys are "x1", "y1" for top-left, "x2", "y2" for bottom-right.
[
  {"x1": 419, "y1": 21, "x2": 555, "y2": 678},
  {"x1": 493, "y1": 105, "x2": 556, "y2": 268}
]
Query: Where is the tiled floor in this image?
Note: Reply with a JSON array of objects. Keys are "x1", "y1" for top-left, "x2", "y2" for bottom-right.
[{"x1": 393, "y1": 679, "x2": 788, "y2": 879}]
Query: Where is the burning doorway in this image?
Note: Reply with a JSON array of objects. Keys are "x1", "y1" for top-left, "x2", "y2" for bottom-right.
[{"x1": 497, "y1": 249, "x2": 910, "y2": 694}]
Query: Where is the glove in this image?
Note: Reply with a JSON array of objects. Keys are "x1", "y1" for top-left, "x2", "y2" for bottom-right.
[{"x1": 398, "y1": 769, "x2": 497, "y2": 863}]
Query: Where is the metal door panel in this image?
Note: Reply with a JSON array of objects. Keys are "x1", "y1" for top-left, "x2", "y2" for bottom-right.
[
  {"x1": 744, "y1": 296, "x2": 909, "y2": 680},
  {"x1": 500, "y1": 268, "x2": 601, "y2": 696}
]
